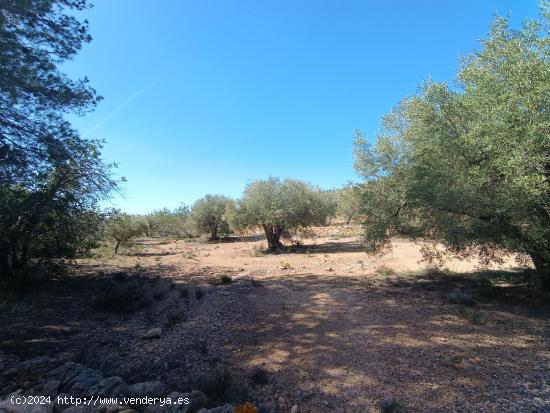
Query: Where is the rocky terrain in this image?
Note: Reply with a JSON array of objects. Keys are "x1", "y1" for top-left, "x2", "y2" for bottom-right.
[{"x1": 1, "y1": 228, "x2": 549, "y2": 412}]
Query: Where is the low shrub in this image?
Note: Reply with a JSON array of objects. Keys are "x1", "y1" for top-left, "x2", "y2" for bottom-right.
[
  {"x1": 376, "y1": 265, "x2": 395, "y2": 277},
  {"x1": 250, "y1": 367, "x2": 269, "y2": 385},
  {"x1": 249, "y1": 244, "x2": 266, "y2": 257},
  {"x1": 93, "y1": 284, "x2": 150, "y2": 314},
  {"x1": 165, "y1": 311, "x2": 185, "y2": 328},
  {"x1": 208, "y1": 274, "x2": 233, "y2": 285},
  {"x1": 279, "y1": 261, "x2": 292, "y2": 270}
]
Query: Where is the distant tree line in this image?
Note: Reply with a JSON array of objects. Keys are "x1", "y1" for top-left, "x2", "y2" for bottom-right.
[{"x1": 102, "y1": 179, "x2": 362, "y2": 254}]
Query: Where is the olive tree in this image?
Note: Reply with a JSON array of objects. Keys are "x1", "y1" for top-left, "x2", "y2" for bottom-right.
[
  {"x1": 189, "y1": 195, "x2": 233, "y2": 241},
  {"x1": 355, "y1": 7, "x2": 550, "y2": 288},
  {"x1": 145, "y1": 204, "x2": 191, "y2": 238},
  {"x1": 336, "y1": 185, "x2": 363, "y2": 224},
  {"x1": 238, "y1": 178, "x2": 328, "y2": 250},
  {"x1": 105, "y1": 212, "x2": 146, "y2": 255}
]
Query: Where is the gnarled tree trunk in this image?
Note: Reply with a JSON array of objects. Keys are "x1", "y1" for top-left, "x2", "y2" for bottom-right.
[
  {"x1": 209, "y1": 216, "x2": 219, "y2": 241},
  {"x1": 114, "y1": 240, "x2": 121, "y2": 255},
  {"x1": 262, "y1": 224, "x2": 283, "y2": 251}
]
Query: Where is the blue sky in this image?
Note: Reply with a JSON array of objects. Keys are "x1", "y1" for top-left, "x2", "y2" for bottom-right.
[{"x1": 64, "y1": 0, "x2": 539, "y2": 214}]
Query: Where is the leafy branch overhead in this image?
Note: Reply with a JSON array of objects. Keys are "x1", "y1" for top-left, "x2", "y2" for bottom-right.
[{"x1": 355, "y1": 6, "x2": 550, "y2": 288}]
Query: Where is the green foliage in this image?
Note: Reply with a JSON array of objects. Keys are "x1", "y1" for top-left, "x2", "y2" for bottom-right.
[
  {"x1": 0, "y1": 0, "x2": 117, "y2": 276},
  {"x1": 105, "y1": 212, "x2": 145, "y2": 254},
  {"x1": 336, "y1": 184, "x2": 363, "y2": 224},
  {"x1": 238, "y1": 177, "x2": 328, "y2": 250},
  {"x1": 318, "y1": 189, "x2": 339, "y2": 223},
  {"x1": 355, "y1": 6, "x2": 550, "y2": 288},
  {"x1": 144, "y1": 204, "x2": 191, "y2": 238},
  {"x1": 189, "y1": 194, "x2": 233, "y2": 241}
]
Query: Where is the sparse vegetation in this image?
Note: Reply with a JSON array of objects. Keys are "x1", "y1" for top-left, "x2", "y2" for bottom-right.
[
  {"x1": 208, "y1": 274, "x2": 233, "y2": 285},
  {"x1": 93, "y1": 284, "x2": 150, "y2": 315},
  {"x1": 456, "y1": 307, "x2": 486, "y2": 325},
  {"x1": 250, "y1": 244, "x2": 266, "y2": 257},
  {"x1": 376, "y1": 265, "x2": 395, "y2": 278},
  {"x1": 279, "y1": 261, "x2": 292, "y2": 270},
  {"x1": 183, "y1": 251, "x2": 197, "y2": 260}
]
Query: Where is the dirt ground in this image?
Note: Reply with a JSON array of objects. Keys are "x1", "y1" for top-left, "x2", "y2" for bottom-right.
[{"x1": 1, "y1": 226, "x2": 549, "y2": 412}]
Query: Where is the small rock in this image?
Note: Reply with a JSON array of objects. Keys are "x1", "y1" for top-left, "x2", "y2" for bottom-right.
[
  {"x1": 143, "y1": 328, "x2": 162, "y2": 339},
  {"x1": 127, "y1": 380, "x2": 165, "y2": 398},
  {"x1": 88, "y1": 376, "x2": 128, "y2": 397},
  {"x1": 0, "y1": 399, "x2": 48, "y2": 413},
  {"x1": 180, "y1": 390, "x2": 208, "y2": 412},
  {"x1": 290, "y1": 405, "x2": 298, "y2": 413},
  {"x1": 57, "y1": 363, "x2": 103, "y2": 394}
]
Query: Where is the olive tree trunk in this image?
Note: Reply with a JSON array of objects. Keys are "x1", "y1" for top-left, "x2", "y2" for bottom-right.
[
  {"x1": 209, "y1": 216, "x2": 219, "y2": 241},
  {"x1": 114, "y1": 240, "x2": 121, "y2": 255},
  {"x1": 262, "y1": 224, "x2": 283, "y2": 251}
]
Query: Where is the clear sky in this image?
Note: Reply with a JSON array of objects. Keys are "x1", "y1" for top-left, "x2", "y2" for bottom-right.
[{"x1": 64, "y1": 0, "x2": 540, "y2": 214}]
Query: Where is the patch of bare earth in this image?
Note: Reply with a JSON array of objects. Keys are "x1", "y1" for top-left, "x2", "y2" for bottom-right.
[{"x1": 1, "y1": 226, "x2": 549, "y2": 412}]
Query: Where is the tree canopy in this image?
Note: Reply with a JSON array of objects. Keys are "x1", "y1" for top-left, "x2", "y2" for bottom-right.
[
  {"x1": 0, "y1": 0, "x2": 117, "y2": 275},
  {"x1": 105, "y1": 212, "x2": 146, "y2": 255},
  {"x1": 355, "y1": 7, "x2": 550, "y2": 288},
  {"x1": 238, "y1": 177, "x2": 328, "y2": 250},
  {"x1": 336, "y1": 184, "x2": 363, "y2": 224},
  {"x1": 189, "y1": 194, "x2": 233, "y2": 241}
]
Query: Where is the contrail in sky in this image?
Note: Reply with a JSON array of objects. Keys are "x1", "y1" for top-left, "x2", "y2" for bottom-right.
[{"x1": 85, "y1": 80, "x2": 157, "y2": 134}]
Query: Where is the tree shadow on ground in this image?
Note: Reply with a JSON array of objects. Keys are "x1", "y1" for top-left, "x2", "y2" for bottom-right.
[
  {"x1": 0, "y1": 265, "x2": 184, "y2": 360},
  {"x1": 220, "y1": 235, "x2": 265, "y2": 243},
  {"x1": 217, "y1": 269, "x2": 550, "y2": 411},
  {"x1": 262, "y1": 240, "x2": 365, "y2": 256},
  {"x1": 304, "y1": 240, "x2": 365, "y2": 254},
  {"x1": 1, "y1": 266, "x2": 549, "y2": 412}
]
